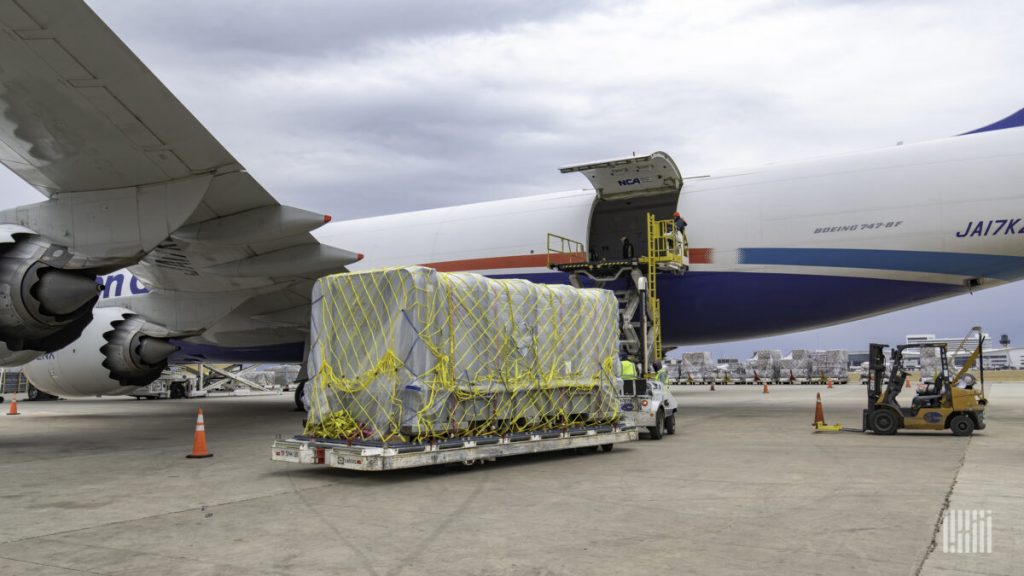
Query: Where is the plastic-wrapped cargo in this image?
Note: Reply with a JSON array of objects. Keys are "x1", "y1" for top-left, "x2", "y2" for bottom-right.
[
  {"x1": 717, "y1": 358, "x2": 747, "y2": 383},
  {"x1": 304, "y1": 266, "x2": 621, "y2": 441},
  {"x1": 788, "y1": 349, "x2": 814, "y2": 381},
  {"x1": 809, "y1": 350, "x2": 829, "y2": 381},
  {"x1": 749, "y1": 350, "x2": 782, "y2": 382},
  {"x1": 681, "y1": 351, "x2": 715, "y2": 383},
  {"x1": 919, "y1": 347, "x2": 943, "y2": 380},
  {"x1": 777, "y1": 358, "x2": 795, "y2": 383},
  {"x1": 825, "y1": 350, "x2": 849, "y2": 381}
]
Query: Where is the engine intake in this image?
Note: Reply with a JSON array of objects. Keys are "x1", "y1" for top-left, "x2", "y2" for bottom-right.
[
  {"x1": 101, "y1": 315, "x2": 179, "y2": 388},
  {"x1": 0, "y1": 226, "x2": 101, "y2": 364},
  {"x1": 24, "y1": 307, "x2": 180, "y2": 397}
]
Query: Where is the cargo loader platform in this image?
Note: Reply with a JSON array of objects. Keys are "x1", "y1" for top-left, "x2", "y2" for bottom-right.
[{"x1": 272, "y1": 424, "x2": 637, "y2": 472}]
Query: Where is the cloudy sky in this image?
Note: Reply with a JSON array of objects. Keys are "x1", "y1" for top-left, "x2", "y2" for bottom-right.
[{"x1": 4, "y1": 0, "x2": 1023, "y2": 357}]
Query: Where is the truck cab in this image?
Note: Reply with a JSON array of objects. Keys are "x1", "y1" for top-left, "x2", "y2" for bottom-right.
[{"x1": 618, "y1": 378, "x2": 678, "y2": 439}]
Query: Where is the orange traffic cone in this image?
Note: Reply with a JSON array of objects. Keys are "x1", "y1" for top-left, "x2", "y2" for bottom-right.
[
  {"x1": 6, "y1": 398, "x2": 19, "y2": 416},
  {"x1": 186, "y1": 409, "x2": 213, "y2": 458},
  {"x1": 762, "y1": 382, "x2": 769, "y2": 394},
  {"x1": 813, "y1": 393, "x2": 826, "y2": 427},
  {"x1": 827, "y1": 378, "x2": 834, "y2": 390},
  {"x1": 904, "y1": 375, "x2": 911, "y2": 389}
]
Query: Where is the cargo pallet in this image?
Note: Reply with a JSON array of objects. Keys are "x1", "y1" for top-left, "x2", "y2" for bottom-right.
[{"x1": 272, "y1": 424, "x2": 637, "y2": 471}]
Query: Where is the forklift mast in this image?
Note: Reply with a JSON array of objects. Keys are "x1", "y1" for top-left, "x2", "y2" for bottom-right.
[{"x1": 867, "y1": 343, "x2": 887, "y2": 408}]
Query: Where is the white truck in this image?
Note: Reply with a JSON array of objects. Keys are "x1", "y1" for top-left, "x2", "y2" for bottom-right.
[{"x1": 619, "y1": 378, "x2": 678, "y2": 439}]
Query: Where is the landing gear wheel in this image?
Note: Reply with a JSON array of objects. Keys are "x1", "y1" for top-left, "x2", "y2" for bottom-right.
[
  {"x1": 294, "y1": 381, "x2": 306, "y2": 412},
  {"x1": 665, "y1": 413, "x2": 676, "y2": 435},
  {"x1": 169, "y1": 382, "x2": 187, "y2": 399},
  {"x1": 599, "y1": 444, "x2": 614, "y2": 453},
  {"x1": 27, "y1": 385, "x2": 40, "y2": 401},
  {"x1": 648, "y1": 409, "x2": 665, "y2": 440},
  {"x1": 949, "y1": 414, "x2": 975, "y2": 437},
  {"x1": 868, "y1": 409, "x2": 899, "y2": 435}
]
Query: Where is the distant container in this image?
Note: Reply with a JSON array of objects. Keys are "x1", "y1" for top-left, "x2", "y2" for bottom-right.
[
  {"x1": 749, "y1": 350, "x2": 782, "y2": 382},
  {"x1": 681, "y1": 351, "x2": 715, "y2": 383}
]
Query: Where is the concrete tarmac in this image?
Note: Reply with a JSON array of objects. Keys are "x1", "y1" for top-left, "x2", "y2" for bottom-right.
[{"x1": 1, "y1": 383, "x2": 1022, "y2": 575}]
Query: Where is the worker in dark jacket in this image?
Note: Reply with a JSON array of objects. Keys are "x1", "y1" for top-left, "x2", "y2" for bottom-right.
[
  {"x1": 673, "y1": 211, "x2": 687, "y2": 231},
  {"x1": 621, "y1": 236, "x2": 634, "y2": 259}
]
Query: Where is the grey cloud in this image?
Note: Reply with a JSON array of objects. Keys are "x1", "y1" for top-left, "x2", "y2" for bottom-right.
[{"x1": 89, "y1": 0, "x2": 604, "y2": 59}]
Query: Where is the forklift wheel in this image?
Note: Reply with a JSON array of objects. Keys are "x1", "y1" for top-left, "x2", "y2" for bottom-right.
[
  {"x1": 949, "y1": 414, "x2": 975, "y2": 437},
  {"x1": 868, "y1": 409, "x2": 899, "y2": 435}
]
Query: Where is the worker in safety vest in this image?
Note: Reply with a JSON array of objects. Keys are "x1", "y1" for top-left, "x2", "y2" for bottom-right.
[
  {"x1": 620, "y1": 356, "x2": 638, "y2": 379},
  {"x1": 654, "y1": 361, "x2": 668, "y2": 385}
]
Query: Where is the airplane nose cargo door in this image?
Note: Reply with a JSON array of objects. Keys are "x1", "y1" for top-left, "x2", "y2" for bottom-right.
[{"x1": 560, "y1": 152, "x2": 684, "y2": 263}]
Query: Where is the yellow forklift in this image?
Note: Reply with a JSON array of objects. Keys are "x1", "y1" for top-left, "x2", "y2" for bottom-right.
[{"x1": 864, "y1": 328, "x2": 988, "y2": 436}]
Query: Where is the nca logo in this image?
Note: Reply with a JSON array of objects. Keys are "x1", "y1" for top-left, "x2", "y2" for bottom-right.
[{"x1": 618, "y1": 176, "x2": 654, "y2": 187}]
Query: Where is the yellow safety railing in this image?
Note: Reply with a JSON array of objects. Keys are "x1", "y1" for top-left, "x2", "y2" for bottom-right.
[
  {"x1": 546, "y1": 233, "x2": 587, "y2": 268},
  {"x1": 641, "y1": 214, "x2": 687, "y2": 266},
  {"x1": 642, "y1": 213, "x2": 674, "y2": 372}
]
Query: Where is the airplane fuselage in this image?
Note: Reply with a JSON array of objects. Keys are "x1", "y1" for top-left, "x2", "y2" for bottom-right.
[{"x1": 89, "y1": 125, "x2": 1024, "y2": 362}]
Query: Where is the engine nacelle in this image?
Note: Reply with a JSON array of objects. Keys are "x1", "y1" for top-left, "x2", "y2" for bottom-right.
[
  {"x1": 0, "y1": 225, "x2": 103, "y2": 365},
  {"x1": 24, "y1": 307, "x2": 179, "y2": 397}
]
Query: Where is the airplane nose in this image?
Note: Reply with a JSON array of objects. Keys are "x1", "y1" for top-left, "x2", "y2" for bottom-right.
[{"x1": 34, "y1": 269, "x2": 102, "y2": 316}]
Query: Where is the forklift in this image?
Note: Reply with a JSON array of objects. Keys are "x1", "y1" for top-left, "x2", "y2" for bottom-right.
[{"x1": 863, "y1": 328, "x2": 988, "y2": 436}]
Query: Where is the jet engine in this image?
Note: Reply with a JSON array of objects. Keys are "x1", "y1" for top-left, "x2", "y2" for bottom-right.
[
  {"x1": 0, "y1": 225, "x2": 103, "y2": 365},
  {"x1": 23, "y1": 307, "x2": 179, "y2": 397}
]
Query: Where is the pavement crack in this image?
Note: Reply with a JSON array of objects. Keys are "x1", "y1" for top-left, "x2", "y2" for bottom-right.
[
  {"x1": 0, "y1": 553, "x2": 109, "y2": 575},
  {"x1": 0, "y1": 483, "x2": 337, "y2": 547},
  {"x1": 915, "y1": 436, "x2": 971, "y2": 575}
]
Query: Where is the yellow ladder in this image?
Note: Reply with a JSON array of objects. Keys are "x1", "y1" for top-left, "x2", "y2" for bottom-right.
[{"x1": 640, "y1": 213, "x2": 685, "y2": 370}]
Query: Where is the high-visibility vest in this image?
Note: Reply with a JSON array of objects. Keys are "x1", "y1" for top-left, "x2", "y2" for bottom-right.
[
  {"x1": 620, "y1": 360, "x2": 637, "y2": 378},
  {"x1": 656, "y1": 368, "x2": 668, "y2": 384}
]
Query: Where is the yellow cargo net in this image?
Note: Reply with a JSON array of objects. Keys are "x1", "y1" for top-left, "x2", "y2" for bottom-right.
[{"x1": 304, "y1": 267, "x2": 621, "y2": 442}]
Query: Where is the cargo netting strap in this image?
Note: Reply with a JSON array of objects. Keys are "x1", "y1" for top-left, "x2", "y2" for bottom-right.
[{"x1": 304, "y1": 266, "x2": 620, "y2": 442}]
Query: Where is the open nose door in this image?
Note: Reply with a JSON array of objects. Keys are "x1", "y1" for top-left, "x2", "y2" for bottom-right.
[{"x1": 559, "y1": 151, "x2": 682, "y2": 200}]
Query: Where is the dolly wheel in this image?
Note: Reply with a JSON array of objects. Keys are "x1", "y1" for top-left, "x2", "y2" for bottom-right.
[
  {"x1": 293, "y1": 381, "x2": 306, "y2": 411},
  {"x1": 599, "y1": 444, "x2": 614, "y2": 453},
  {"x1": 949, "y1": 414, "x2": 975, "y2": 437},
  {"x1": 868, "y1": 409, "x2": 899, "y2": 435}
]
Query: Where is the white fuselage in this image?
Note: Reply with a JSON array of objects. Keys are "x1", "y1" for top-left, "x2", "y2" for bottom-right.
[{"x1": 83, "y1": 126, "x2": 1024, "y2": 359}]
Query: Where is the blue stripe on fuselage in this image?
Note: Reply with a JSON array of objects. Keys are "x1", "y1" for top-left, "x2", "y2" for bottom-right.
[
  {"x1": 168, "y1": 267, "x2": 968, "y2": 362},
  {"x1": 738, "y1": 247, "x2": 1024, "y2": 281}
]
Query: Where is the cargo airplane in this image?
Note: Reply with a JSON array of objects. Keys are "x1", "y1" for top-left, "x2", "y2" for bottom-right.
[{"x1": 2, "y1": 2, "x2": 1023, "y2": 401}]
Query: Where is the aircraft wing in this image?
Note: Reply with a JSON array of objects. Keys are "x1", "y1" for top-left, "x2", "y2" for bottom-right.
[{"x1": 0, "y1": 0, "x2": 359, "y2": 302}]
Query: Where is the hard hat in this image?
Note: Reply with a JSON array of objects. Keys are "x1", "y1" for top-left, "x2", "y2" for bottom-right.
[
  {"x1": 620, "y1": 236, "x2": 627, "y2": 242},
  {"x1": 673, "y1": 211, "x2": 681, "y2": 218}
]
